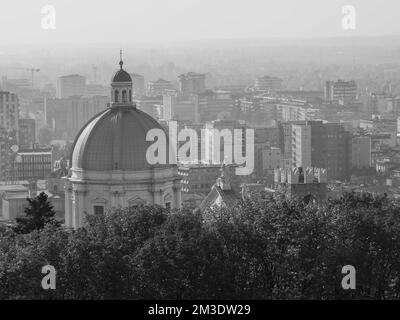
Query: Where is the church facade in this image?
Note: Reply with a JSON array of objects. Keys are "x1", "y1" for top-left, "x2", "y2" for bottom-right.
[{"x1": 64, "y1": 55, "x2": 181, "y2": 229}]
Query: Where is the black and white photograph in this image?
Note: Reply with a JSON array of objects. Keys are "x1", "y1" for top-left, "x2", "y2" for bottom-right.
[{"x1": 1, "y1": 0, "x2": 400, "y2": 309}]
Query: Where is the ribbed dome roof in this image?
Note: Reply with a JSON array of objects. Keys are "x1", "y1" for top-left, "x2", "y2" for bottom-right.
[
  {"x1": 71, "y1": 106, "x2": 170, "y2": 171},
  {"x1": 112, "y1": 69, "x2": 132, "y2": 83}
]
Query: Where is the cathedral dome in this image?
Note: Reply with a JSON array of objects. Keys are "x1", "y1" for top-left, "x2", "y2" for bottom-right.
[
  {"x1": 70, "y1": 51, "x2": 171, "y2": 171},
  {"x1": 65, "y1": 51, "x2": 181, "y2": 230},
  {"x1": 71, "y1": 106, "x2": 170, "y2": 171},
  {"x1": 112, "y1": 69, "x2": 132, "y2": 83}
]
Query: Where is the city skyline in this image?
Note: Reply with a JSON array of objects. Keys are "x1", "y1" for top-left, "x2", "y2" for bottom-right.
[{"x1": 2, "y1": 0, "x2": 400, "y2": 302}]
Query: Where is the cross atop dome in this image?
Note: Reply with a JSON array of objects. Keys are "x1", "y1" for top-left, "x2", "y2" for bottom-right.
[
  {"x1": 119, "y1": 49, "x2": 123, "y2": 69},
  {"x1": 111, "y1": 49, "x2": 132, "y2": 83}
]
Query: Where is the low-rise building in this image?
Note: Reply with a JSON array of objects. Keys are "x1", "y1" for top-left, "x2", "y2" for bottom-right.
[
  {"x1": 10, "y1": 145, "x2": 53, "y2": 181},
  {"x1": 0, "y1": 184, "x2": 29, "y2": 221}
]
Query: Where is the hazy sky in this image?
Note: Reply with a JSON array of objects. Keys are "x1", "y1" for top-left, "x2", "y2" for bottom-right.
[{"x1": 1, "y1": 0, "x2": 399, "y2": 44}]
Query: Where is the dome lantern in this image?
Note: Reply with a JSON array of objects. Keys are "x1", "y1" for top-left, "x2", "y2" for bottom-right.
[{"x1": 111, "y1": 49, "x2": 133, "y2": 106}]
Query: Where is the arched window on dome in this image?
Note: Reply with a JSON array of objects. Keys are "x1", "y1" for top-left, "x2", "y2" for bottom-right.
[
  {"x1": 129, "y1": 90, "x2": 132, "y2": 102},
  {"x1": 114, "y1": 90, "x2": 119, "y2": 103},
  {"x1": 122, "y1": 90, "x2": 127, "y2": 103}
]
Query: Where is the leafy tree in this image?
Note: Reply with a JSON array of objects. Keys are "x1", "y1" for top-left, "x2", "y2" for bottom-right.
[
  {"x1": 14, "y1": 192, "x2": 60, "y2": 234},
  {"x1": 1, "y1": 192, "x2": 400, "y2": 299}
]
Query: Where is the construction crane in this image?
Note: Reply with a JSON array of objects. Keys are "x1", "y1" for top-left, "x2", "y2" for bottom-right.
[
  {"x1": 5, "y1": 66, "x2": 41, "y2": 91},
  {"x1": 26, "y1": 68, "x2": 40, "y2": 89}
]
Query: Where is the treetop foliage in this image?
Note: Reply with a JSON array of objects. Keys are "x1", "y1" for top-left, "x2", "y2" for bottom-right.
[{"x1": 1, "y1": 192, "x2": 400, "y2": 299}]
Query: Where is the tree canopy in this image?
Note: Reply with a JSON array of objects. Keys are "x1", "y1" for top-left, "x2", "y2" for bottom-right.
[
  {"x1": 1, "y1": 192, "x2": 400, "y2": 299},
  {"x1": 14, "y1": 192, "x2": 60, "y2": 234}
]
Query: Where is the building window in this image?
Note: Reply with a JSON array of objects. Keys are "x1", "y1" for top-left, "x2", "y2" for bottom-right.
[
  {"x1": 122, "y1": 90, "x2": 127, "y2": 102},
  {"x1": 94, "y1": 205, "x2": 104, "y2": 215},
  {"x1": 165, "y1": 202, "x2": 171, "y2": 209},
  {"x1": 114, "y1": 90, "x2": 119, "y2": 102}
]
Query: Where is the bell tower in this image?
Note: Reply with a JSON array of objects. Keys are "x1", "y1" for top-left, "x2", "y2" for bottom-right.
[{"x1": 111, "y1": 49, "x2": 134, "y2": 107}]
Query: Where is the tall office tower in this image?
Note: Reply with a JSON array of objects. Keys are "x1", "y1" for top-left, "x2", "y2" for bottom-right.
[
  {"x1": 162, "y1": 90, "x2": 197, "y2": 122},
  {"x1": 291, "y1": 124, "x2": 312, "y2": 168},
  {"x1": 281, "y1": 121, "x2": 351, "y2": 181},
  {"x1": 178, "y1": 164, "x2": 222, "y2": 195},
  {"x1": 147, "y1": 78, "x2": 175, "y2": 96},
  {"x1": 254, "y1": 75, "x2": 283, "y2": 93},
  {"x1": 0, "y1": 91, "x2": 19, "y2": 180},
  {"x1": 309, "y1": 122, "x2": 351, "y2": 181},
  {"x1": 253, "y1": 125, "x2": 280, "y2": 148},
  {"x1": 178, "y1": 72, "x2": 206, "y2": 95},
  {"x1": 324, "y1": 80, "x2": 357, "y2": 103},
  {"x1": 45, "y1": 96, "x2": 109, "y2": 140},
  {"x1": 278, "y1": 121, "x2": 306, "y2": 168},
  {"x1": 194, "y1": 90, "x2": 235, "y2": 122},
  {"x1": 85, "y1": 84, "x2": 110, "y2": 97},
  {"x1": 18, "y1": 118, "x2": 36, "y2": 148},
  {"x1": 204, "y1": 120, "x2": 248, "y2": 165},
  {"x1": 350, "y1": 135, "x2": 371, "y2": 170},
  {"x1": 161, "y1": 90, "x2": 234, "y2": 123},
  {"x1": 0, "y1": 91, "x2": 19, "y2": 131},
  {"x1": 254, "y1": 144, "x2": 281, "y2": 180},
  {"x1": 130, "y1": 73, "x2": 145, "y2": 97},
  {"x1": 133, "y1": 95, "x2": 163, "y2": 119},
  {"x1": 56, "y1": 74, "x2": 86, "y2": 98}
]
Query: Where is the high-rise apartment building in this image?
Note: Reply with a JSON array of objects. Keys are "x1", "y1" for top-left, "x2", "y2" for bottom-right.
[
  {"x1": 147, "y1": 78, "x2": 174, "y2": 96},
  {"x1": 162, "y1": 90, "x2": 234, "y2": 123},
  {"x1": 130, "y1": 73, "x2": 145, "y2": 97},
  {"x1": 133, "y1": 95, "x2": 163, "y2": 119},
  {"x1": 324, "y1": 80, "x2": 357, "y2": 103},
  {"x1": 45, "y1": 96, "x2": 108, "y2": 140},
  {"x1": 178, "y1": 72, "x2": 206, "y2": 95},
  {"x1": 254, "y1": 75, "x2": 283, "y2": 93},
  {"x1": 310, "y1": 122, "x2": 351, "y2": 181},
  {"x1": 85, "y1": 84, "x2": 110, "y2": 97},
  {"x1": 0, "y1": 91, "x2": 19, "y2": 131},
  {"x1": 292, "y1": 124, "x2": 312, "y2": 168},
  {"x1": 18, "y1": 118, "x2": 36, "y2": 149},
  {"x1": 56, "y1": 74, "x2": 86, "y2": 99},
  {"x1": 179, "y1": 164, "x2": 222, "y2": 195},
  {"x1": 0, "y1": 91, "x2": 19, "y2": 180},
  {"x1": 194, "y1": 91, "x2": 235, "y2": 122},
  {"x1": 280, "y1": 120, "x2": 351, "y2": 181},
  {"x1": 162, "y1": 91, "x2": 197, "y2": 122},
  {"x1": 350, "y1": 135, "x2": 371, "y2": 170}
]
